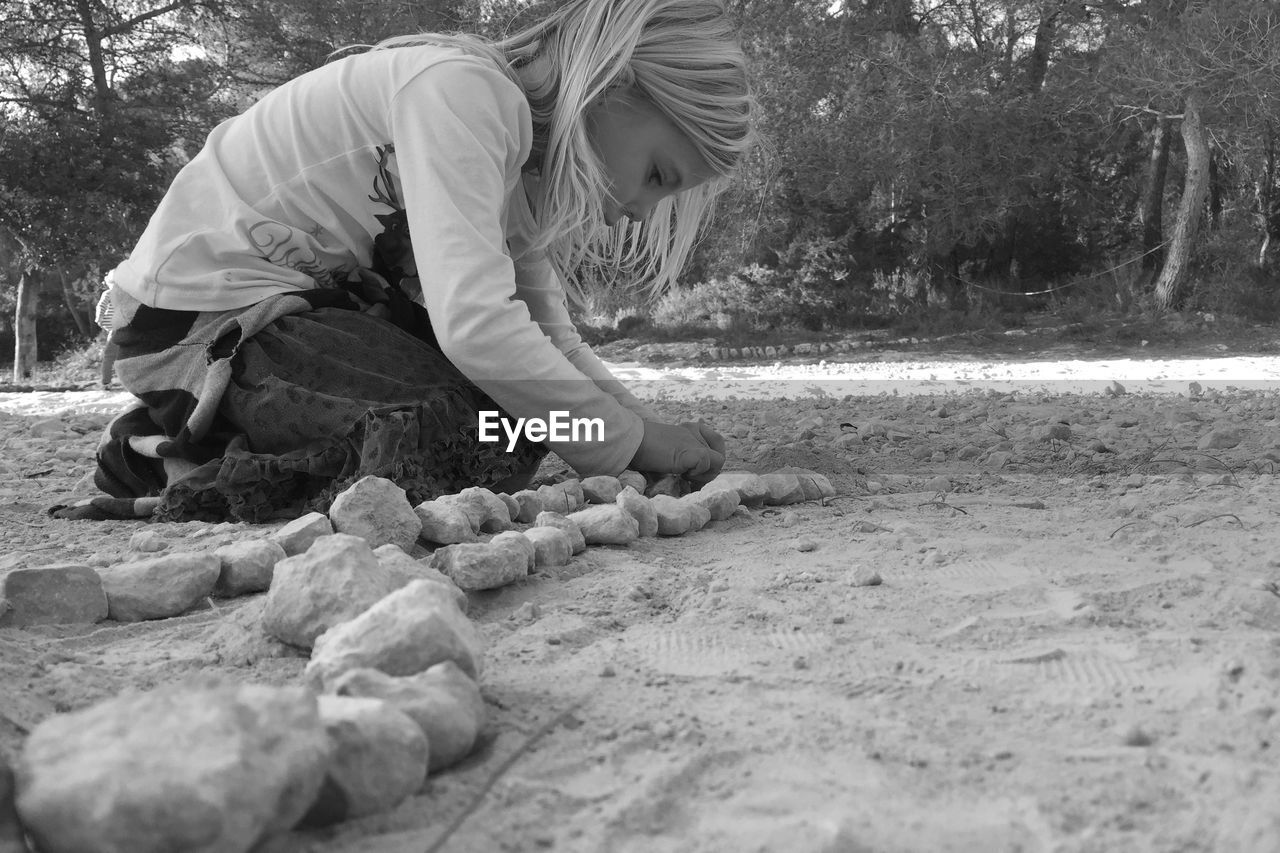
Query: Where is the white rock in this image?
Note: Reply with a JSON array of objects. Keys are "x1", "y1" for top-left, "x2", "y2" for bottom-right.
[
  {"x1": 328, "y1": 476, "x2": 421, "y2": 551},
  {"x1": 306, "y1": 580, "x2": 483, "y2": 688},
  {"x1": 490, "y1": 531, "x2": 536, "y2": 572},
  {"x1": 371, "y1": 545, "x2": 468, "y2": 612},
  {"x1": 686, "y1": 487, "x2": 740, "y2": 521},
  {"x1": 270, "y1": 512, "x2": 334, "y2": 557},
  {"x1": 458, "y1": 487, "x2": 514, "y2": 533},
  {"x1": 679, "y1": 495, "x2": 712, "y2": 531},
  {"x1": 536, "y1": 481, "x2": 585, "y2": 514},
  {"x1": 303, "y1": 696, "x2": 428, "y2": 826},
  {"x1": 581, "y1": 476, "x2": 623, "y2": 503},
  {"x1": 522, "y1": 527, "x2": 573, "y2": 568},
  {"x1": 615, "y1": 486, "x2": 659, "y2": 537},
  {"x1": 127, "y1": 530, "x2": 168, "y2": 553},
  {"x1": 533, "y1": 511, "x2": 587, "y2": 554},
  {"x1": 97, "y1": 552, "x2": 220, "y2": 622},
  {"x1": 774, "y1": 466, "x2": 836, "y2": 500},
  {"x1": 760, "y1": 471, "x2": 807, "y2": 505},
  {"x1": 414, "y1": 500, "x2": 478, "y2": 545},
  {"x1": 429, "y1": 541, "x2": 527, "y2": 592},
  {"x1": 617, "y1": 470, "x2": 646, "y2": 493},
  {"x1": 261, "y1": 534, "x2": 402, "y2": 649},
  {"x1": 648, "y1": 495, "x2": 694, "y2": 536},
  {"x1": 14, "y1": 681, "x2": 330, "y2": 853},
  {"x1": 329, "y1": 661, "x2": 485, "y2": 773},
  {"x1": 213, "y1": 539, "x2": 285, "y2": 597},
  {"x1": 706, "y1": 471, "x2": 768, "y2": 506},
  {"x1": 0, "y1": 564, "x2": 107, "y2": 627},
  {"x1": 567, "y1": 505, "x2": 639, "y2": 545},
  {"x1": 509, "y1": 490, "x2": 545, "y2": 523},
  {"x1": 494, "y1": 492, "x2": 520, "y2": 522}
]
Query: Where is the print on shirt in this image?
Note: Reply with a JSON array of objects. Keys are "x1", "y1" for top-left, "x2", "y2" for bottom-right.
[
  {"x1": 368, "y1": 144, "x2": 418, "y2": 289},
  {"x1": 247, "y1": 220, "x2": 346, "y2": 287}
]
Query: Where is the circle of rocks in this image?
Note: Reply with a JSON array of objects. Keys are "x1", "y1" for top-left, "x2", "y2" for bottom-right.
[{"x1": 1, "y1": 465, "x2": 834, "y2": 852}]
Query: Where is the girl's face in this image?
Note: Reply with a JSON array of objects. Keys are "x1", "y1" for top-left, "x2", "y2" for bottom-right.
[{"x1": 586, "y1": 89, "x2": 715, "y2": 227}]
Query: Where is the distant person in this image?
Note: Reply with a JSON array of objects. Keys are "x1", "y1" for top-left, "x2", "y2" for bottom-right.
[{"x1": 55, "y1": 0, "x2": 754, "y2": 521}]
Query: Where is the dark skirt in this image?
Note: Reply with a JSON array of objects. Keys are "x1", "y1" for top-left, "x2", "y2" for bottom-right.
[{"x1": 54, "y1": 283, "x2": 545, "y2": 522}]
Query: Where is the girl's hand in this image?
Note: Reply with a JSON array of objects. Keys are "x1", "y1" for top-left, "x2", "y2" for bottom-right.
[{"x1": 630, "y1": 419, "x2": 726, "y2": 486}]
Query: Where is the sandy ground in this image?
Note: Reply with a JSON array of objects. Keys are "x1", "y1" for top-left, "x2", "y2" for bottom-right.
[{"x1": 3, "y1": 346, "x2": 1280, "y2": 852}]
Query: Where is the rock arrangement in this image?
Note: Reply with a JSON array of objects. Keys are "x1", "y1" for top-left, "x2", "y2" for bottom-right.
[{"x1": 1, "y1": 466, "x2": 833, "y2": 852}]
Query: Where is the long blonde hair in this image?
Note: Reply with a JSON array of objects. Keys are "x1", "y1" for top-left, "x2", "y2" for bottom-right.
[{"x1": 365, "y1": 0, "x2": 755, "y2": 302}]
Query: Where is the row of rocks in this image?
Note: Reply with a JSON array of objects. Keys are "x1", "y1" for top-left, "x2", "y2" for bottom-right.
[{"x1": 4, "y1": 465, "x2": 835, "y2": 852}]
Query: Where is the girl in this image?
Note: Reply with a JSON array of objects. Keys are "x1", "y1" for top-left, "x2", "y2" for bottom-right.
[{"x1": 59, "y1": 0, "x2": 755, "y2": 522}]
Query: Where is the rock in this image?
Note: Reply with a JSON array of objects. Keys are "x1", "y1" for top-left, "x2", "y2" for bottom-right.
[
  {"x1": 678, "y1": 496, "x2": 712, "y2": 531},
  {"x1": 328, "y1": 476, "x2": 421, "y2": 551},
  {"x1": 458, "y1": 487, "x2": 514, "y2": 533},
  {"x1": 648, "y1": 495, "x2": 694, "y2": 536},
  {"x1": 300, "y1": 696, "x2": 428, "y2": 827},
  {"x1": 305, "y1": 580, "x2": 483, "y2": 688},
  {"x1": 615, "y1": 486, "x2": 659, "y2": 537},
  {"x1": 1198, "y1": 427, "x2": 1243, "y2": 451},
  {"x1": 97, "y1": 552, "x2": 220, "y2": 622},
  {"x1": 14, "y1": 681, "x2": 330, "y2": 853},
  {"x1": 494, "y1": 492, "x2": 520, "y2": 523},
  {"x1": 533, "y1": 512, "x2": 587, "y2": 554},
  {"x1": 429, "y1": 541, "x2": 528, "y2": 592},
  {"x1": 414, "y1": 500, "x2": 479, "y2": 545},
  {"x1": 509, "y1": 490, "x2": 544, "y2": 523},
  {"x1": 774, "y1": 467, "x2": 835, "y2": 500},
  {"x1": 581, "y1": 475, "x2": 623, "y2": 503},
  {"x1": 793, "y1": 537, "x2": 818, "y2": 552},
  {"x1": 759, "y1": 471, "x2": 807, "y2": 505},
  {"x1": 127, "y1": 530, "x2": 168, "y2": 553},
  {"x1": 567, "y1": 505, "x2": 640, "y2": 545},
  {"x1": 270, "y1": 512, "x2": 333, "y2": 557},
  {"x1": 435, "y1": 488, "x2": 511, "y2": 534},
  {"x1": 213, "y1": 539, "x2": 285, "y2": 597},
  {"x1": 707, "y1": 471, "x2": 768, "y2": 506},
  {"x1": 371, "y1": 545, "x2": 468, "y2": 613},
  {"x1": 261, "y1": 534, "x2": 402, "y2": 650},
  {"x1": 490, "y1": 531, "x2": 536, "y2": 572},
  {"x1": 329, "y1": 661, "x2": 485, "y2": 773},
  {"x1": 0, "y1": 563, "x2": 107, "y2": 627},
  {"x1": 925, "y1": 475, "x2": 952, "y2": 493},
  {"x1": 618, "y1": 470, "x2": 646, "y2": 493},
  {"x1": 685, "y1": 487, "x2": 740, "y2": 521},
  {"x1": 851, "y1": 567, "x2": 882, "y2": 586},
  {"x1": 536, "y1": 481, "x2": 585, "y2": 514},
  {"x1": 522, "y1": 526, "x2": 573, "y2": 568}
]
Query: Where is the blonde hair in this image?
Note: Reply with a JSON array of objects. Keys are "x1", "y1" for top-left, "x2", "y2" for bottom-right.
[{"x1": 364, "y1": 0, "x2": 755, "y2": 302}]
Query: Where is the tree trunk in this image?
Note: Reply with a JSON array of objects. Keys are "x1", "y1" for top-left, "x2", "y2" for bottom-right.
[
  {"x1": 1257, "y1": 127, "x2": 1279, "y2": 271},
  {"x1": 1155, "y1": 94, "x2": 1209, "y2": 310},
  {"x1": 1024, "y1": 3, "x2": 1060, "y2": 93},
  {"x1": 1140, "y1": 115, "x2": 1172, "y2": 274},
  {"x1": 59, "y1": 269, "x2": 94, "y2": 338},
  {"x1": 14, "y1": 271, "x2": 39, "y2": 382}
]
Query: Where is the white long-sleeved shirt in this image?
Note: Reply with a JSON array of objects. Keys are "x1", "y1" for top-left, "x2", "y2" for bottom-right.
[{"x1": 112, "y1": 45, "x2": 653, "y2": 475}]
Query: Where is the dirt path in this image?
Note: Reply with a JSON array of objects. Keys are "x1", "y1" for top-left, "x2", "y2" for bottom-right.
[{"x1": 3, "y1": 353, "x2": 1280, "y2": 852}]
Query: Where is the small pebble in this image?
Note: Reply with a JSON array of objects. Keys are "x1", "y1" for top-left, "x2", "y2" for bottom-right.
[
  {"x1": 1122, "y1": 725, "x2": 1155, "y2": 747},
  {"x1": 778, "y1": 511, "x2": 800, "y2": 528},
  {"x1": 793, "y1": 538, "x2": 818, "y2": 552},
  {"x1": 600, "y1": 665, "x2": 616, "y2": 678},
  {"x1": 851, "y1": 568, "x2": 882, "y2": 587}
]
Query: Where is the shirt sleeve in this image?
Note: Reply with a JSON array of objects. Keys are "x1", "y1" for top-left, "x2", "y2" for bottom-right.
[
  {"x1": 513, "y1": 252, "x2": 659, "y2": 422},
  {"x1": 389, "y1": 57, "x2": 645, "y2": 476}
]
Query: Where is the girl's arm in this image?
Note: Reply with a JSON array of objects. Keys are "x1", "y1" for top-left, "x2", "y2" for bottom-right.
[
  {"x1": 390, "y1": 57, "x2": 645, "y2": 476},
  {"x1": 512, "y1": 252, "x2": 658, "y2": 422}
]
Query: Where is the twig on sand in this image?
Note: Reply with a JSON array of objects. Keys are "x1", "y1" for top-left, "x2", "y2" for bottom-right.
[
  {"x1": 424, "y1": 697, "x2": 589, "y2": 853},
  {"x1": 1184, "y1": 513, "x2": 1244, "y2": 529},
  {"x1": 917, "y1": 500, "x2": 967, "y2": 515},
  {"x1": 1109, "y1": 521, "x2": 1140, "y2": 539}
]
